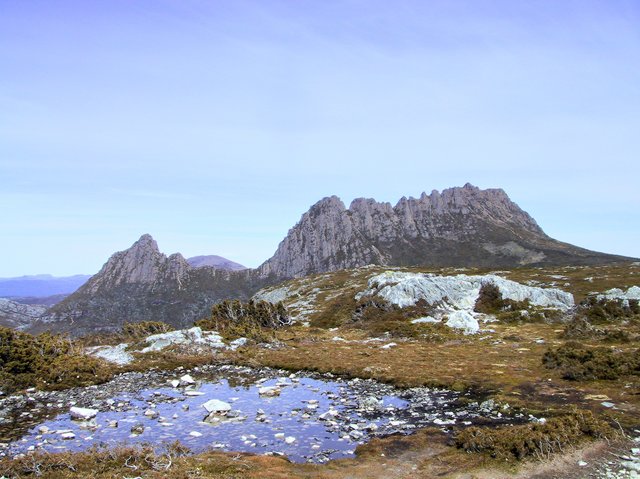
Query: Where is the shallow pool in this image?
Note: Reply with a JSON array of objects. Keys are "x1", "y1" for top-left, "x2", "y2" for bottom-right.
[{"x1": 1, "y1": 365, "x2": 520, "y2": 463}]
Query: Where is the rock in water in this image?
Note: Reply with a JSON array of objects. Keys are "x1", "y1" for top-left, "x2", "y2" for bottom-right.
[
  {"x1": 202, "y1": 399, "x2": 232, "y2": 414},
  {"x1": 69, "y1": 407, "x2": 98, "y2": 421},
  {"x1": 259, "y1": 386, "x2": 281, "y2": 397}
]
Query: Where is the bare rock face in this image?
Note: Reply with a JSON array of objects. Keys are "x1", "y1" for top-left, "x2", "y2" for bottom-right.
[
  {"x1": 259, "y1": 196, "x2": 386, "y2": 278},
  {"x1": 0, "y1": 298, "x2": 46, "y2": 330},
  {"x1": 84, "y1": 234, "x2": 190, "y2": 294},
  {"x1": 37, "y1": 235, "x2": 270, "y2": 336},
  {"x1": 259, "y1": 184, "x2": 625, "y2": 278}
]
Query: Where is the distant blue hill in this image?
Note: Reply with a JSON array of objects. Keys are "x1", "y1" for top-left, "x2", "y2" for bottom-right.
[{"x1": 0, "y1": 274, "x2": 92, "y2": 298}]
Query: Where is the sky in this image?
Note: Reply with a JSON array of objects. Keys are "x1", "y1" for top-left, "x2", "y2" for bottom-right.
[{"x1": 1, "y1": 0, "x2": 639, "y2": 276}]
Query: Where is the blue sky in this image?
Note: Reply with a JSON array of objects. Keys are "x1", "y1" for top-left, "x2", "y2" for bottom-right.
[{"x1": 1, "y1": 0, "x2": 639, "y2": 276}]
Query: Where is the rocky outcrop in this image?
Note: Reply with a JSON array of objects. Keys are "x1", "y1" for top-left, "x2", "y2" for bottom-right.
[
  {"x1": 356, "y1": 272, "x2": 575, "y2": 311},
  {"x1": 83, "y1": 234, "x2": 190, "y2": 294},
  {"x1": 355, "y1": 271, "x2": 574, "y2": 334},
  {"x1": 35, "y1": 235, "x2": 274, "y2": 336},
  {"x1": 0, "y1": 298, "x2": 46, "y2": 330},
  {"x1": 258, "y1": 184, "x2": 628, "y2": 278}
]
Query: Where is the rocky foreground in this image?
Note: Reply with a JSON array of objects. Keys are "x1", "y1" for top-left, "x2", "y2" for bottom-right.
[{"x1": 2, "y1": 262, "x2": 640, "y2": 478}]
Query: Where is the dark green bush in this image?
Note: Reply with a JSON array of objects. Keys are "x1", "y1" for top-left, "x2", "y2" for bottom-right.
[
  {"x1": 474, "y1": 283, "x2": 532, "y2": 321},
  {"x1": 474, "y1": 283, "x2": 504, "y2": 314},
  {"x1": 578, "y1": 297, "x2": 639, "y2": 323},
  {"x1": 195, "y1": 300, "x2": 290, "y2": 341},
  {"x1": 0, "y1": 327, "x2": 113, "y2": 393},
  {"x1": 542, "y1": 341, "x2": 640, "y2": 380},
  {"x1": 121, "y1": 321, "x2": 172, "y2": 338}
]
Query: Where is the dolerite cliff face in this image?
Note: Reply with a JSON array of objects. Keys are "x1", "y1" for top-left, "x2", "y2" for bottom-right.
[
  {"x1": 34, "y1": 235, "x2": 271, "y2": 336},
  {"x1": 82, "y1": 235, "x2": 190, "y2": 294},
  {"x1": 258, "y1": 184, "x2": 627, "y2": 278}
]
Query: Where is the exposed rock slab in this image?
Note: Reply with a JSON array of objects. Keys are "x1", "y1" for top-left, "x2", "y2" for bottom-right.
[
  {"x1": 356, "y1": 272, "x2": 574, "y2": 310},
  {"x1": 355, "y1": 271, "x2": 574, "y2": 334}
]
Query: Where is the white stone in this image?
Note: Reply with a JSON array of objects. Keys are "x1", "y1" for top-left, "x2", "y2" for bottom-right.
[
  {"x1": 259, "y1": 386, "x2": 281, "y2": 397},
  {"x1": 202, "y1": 399, "x2": 232, "y2": 414},
  {"x1": 285, "y1": 436, "x2": 296, "y2": 444},
  {"x1": 410, "y1": 316, "x2": 439, "y2": 324},
  {"x1": 143, "y1": 409, "x2": 159, "y2": 419},
  {"x1": 69, "y1": 407, "x2": 98, "y2": 421},
  {"x1": 381, "y1": 342, "x2": 397, "y2": 349},
  {"x1": 85, "y1": 343, "x2": 134, "y2": 365},
  {"x1": 445, "y1": 311, "x2": 480, "y2": 334},
  {"x1": 229, "y1": 337, "x2": 248, "y2": 350},
  {"x1": 60, "y1": 432, "x2": 76, "y2": 440},
  {"x1": 598, "y1": 286, "x2": 640, "y2": 305},
  {"x1": 189, "y1": 431, "x2": 202, "y2": 437},
  {"x1": 184, "y1": 391, "x2": 204, "y2": 396},
  {"x1": 140, "y1": 327, "x2": 225, "y2": 353},
  {"x1": 355, "y1": 271, "x2": 573, "y2": 334},
  {"x1": 180, "y1": 374, "x2": 195, "y2": 385}
]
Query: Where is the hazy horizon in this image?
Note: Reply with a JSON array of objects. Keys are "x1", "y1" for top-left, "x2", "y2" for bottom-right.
[{"x1": 2, "y1": 1, "x2": 639, "y2": 276}]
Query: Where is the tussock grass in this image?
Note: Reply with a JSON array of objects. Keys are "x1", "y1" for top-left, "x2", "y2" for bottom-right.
[{"x1": 0, "y1": 442, "x2": 292, "y2": 479}]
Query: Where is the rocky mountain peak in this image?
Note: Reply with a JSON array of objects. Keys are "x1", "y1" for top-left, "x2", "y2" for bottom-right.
[
  {"x1": 307, "y1": 196, "x2": 346, "y2": 217},
  {"x1": 82, "y1": 234, "x2": 191, "y2": 294},
  {"x1": 133, "y1": 233, "x2": 160, "y2": 251},
  {"x1": 258, "y1": 184, "x2": 615, "y2": 278}
]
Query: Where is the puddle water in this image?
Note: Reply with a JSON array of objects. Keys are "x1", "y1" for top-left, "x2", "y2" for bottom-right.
[{"x1": 0, "y1": 365, "x2": 524, "y2": 463}]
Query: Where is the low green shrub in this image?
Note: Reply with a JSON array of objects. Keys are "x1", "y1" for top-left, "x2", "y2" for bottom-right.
[
  {"x1": 121, "y1": 321, "x2": 172, "y2": 338},
  {"x1": 474, "y1": 283, "x2": 504, "y2": 314},
  {"x1": 195, "y1": 299, "x2": 290, "y2": 341},
  {"x1": 0, "y1": 327, "x2": 113, "y2": 393},
  {"x1": 455, "y1": 409, "x2": 612, "y2": 460},
  {"x1": 474, "y1": 283, "x2": 534, "y2": 322},
  {"x1": 578, "y1": 297, "x2": 640, "y2": 323},
  {"x1": 343, "y1": 299, "x2": 462, "y2": 340},
  {"x1": 562, "y1": 317, "x2": 632, "y2": 343},
  {"x1": 542, "y1": 341, "x2": 640, "y2": 380}
]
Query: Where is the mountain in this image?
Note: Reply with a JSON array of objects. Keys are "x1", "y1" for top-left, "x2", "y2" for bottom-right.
[
  {"x1": 187, "y1": 255, "x2": 247, "y2": 271},
  {"x1": 0, "y1": 274, "x2": 91, "y2": 298},
  {"x1": 27, "y1": 184, "x2": 633, "y2": 336},
  {"x1": 258, "y1": 184, "x2": 630, "y2": 278},
  {"x1": 33, "y1": 235, "x2": 274, "y2": 336}
]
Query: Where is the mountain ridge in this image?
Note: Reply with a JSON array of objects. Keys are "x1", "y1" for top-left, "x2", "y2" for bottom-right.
[
  {"x1": 257, "y1": 184, "x2": 626, "y2": 278},
  {"x1": 25, "y1": 184, "x2": 635, "y2": 335}
]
